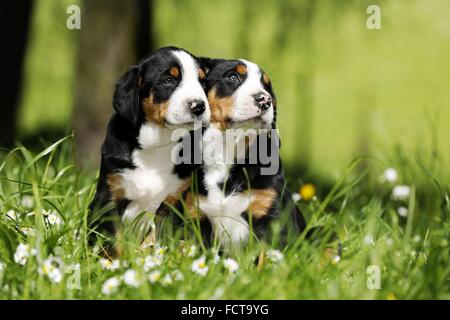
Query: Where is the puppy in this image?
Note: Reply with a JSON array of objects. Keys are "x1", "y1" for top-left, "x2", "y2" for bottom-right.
[
  {"x1": 178, "y1": 58, "x2": 306, "y2": 249},
  {"x1": 89, "y1": 47, "x2": 210, "y2": 244}
]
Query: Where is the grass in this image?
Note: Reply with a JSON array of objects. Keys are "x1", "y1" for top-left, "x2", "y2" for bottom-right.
[{"x1": 0, "y1": 136, "x2": 448, "y2": 299}]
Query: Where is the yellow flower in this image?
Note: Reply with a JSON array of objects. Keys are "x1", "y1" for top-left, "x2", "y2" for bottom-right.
[
  {"x1": 386, "y1": 293, "x2": 396, "y2": 300},
  {"x1": 299, "y1": 184, "x2": 316, "y2": 201}
]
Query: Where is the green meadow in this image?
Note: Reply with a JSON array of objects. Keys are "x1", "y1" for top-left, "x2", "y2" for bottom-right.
[{"x1": 1, "y1": 0, "x2": 449, "y2": 299}]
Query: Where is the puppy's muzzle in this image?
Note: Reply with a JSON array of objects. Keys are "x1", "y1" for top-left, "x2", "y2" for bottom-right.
[
  {"x1": 253, "y1": 92, "x2": 272, "y2": 111},
  {"x1": 187, "y1": 99, "x2": 206, "y2": 116}
]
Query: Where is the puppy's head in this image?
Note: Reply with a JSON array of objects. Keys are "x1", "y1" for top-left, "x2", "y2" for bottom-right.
[
  {"x1": 203, "y1": 59, "x2": 276, "y2": 130},
  {"x1": 113, "y1": 47, "x2": 210, "y2": 129}
]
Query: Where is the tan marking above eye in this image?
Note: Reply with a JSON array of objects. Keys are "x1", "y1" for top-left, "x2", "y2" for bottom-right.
[
  {"x1": 142, "y1": 94, "x2": 169, "y2": 127},
  {"x1": 263, "y1": 73, "x2": 270, "y2": 85},
  {"x1": 169, "y1": 66, "x2": 180, "y2": 78},
  {"x1": 236, "y1": 64, "x2": 247, "y2": 75},
  {"x1": 198, "y1": 68, "x2": 206, "y2": 80}
]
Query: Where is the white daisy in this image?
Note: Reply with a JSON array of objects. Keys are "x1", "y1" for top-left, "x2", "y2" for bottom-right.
[
  {"x1": 392, "y1": 185, "x2": 411, "y2": 201},
  {"x1": 20, "y1": 227, "x2": 35, "y2": 236},
  {"x1": 191, "y1": 256, "x2": 208, "y2": 276},
  {"x1": 266, "y1": 249, "x2": 284, "y2": 264},
  {"x1": 143, "y1": 255, "x2": 162, "y2": 272},
  {"x1": 40, "y1": 256, "x2": 63, "y2": 283},
  {"x1": 122, "y1": 269, "x2": 141, "y2": 287},
  {"x1": 21, "y1": 196, "x2": 34, "y2": 208},
  {"x1": 397, "y1": 206, "x2": 408, "y2": 217},
  {"x1": 184, "y1": 245, "x2": 197, "y2": 257},
  {"x1": 14, "y1": 243, "x2": 35, "y2": 265},
  {"x1": 6, "y1": 210, "x2": 18, "y2": 221},
  {"x1": 291, "y1": 193, "x2": 301, "y2": 202},
  {"x1": 386, "y1": 238, "x2": 394, "y2": 246},
  {"x1": 148, "y1": 270, "x2": 162, "y2": 284},
  {"x1": 154, "y1": 244, "x2": 167, "y2": 257},
  {"x1": 100, "y1": 258, "x2": 120, "y2": 271},
  {"x1": 331, "y1": 255, "x2": 341, "y2": 265},
  {"x1": 172, "y1": 269, "x2": 184, "y2": 281},
  {"x1": 363, "y1": 234, "x2": 375, "y2": 245},
  {"x1": 161, "y1": 274, "x2": 173, "y2": 286},
  {"x1": 213, "y1": 254, "x2": 221, "y2": 265},
  {"x1": 44, "y1": 210, "x2": 62, "y2": 226},
  {"x1": 379, "y1": 168, "x2": 398, "y2": 183},
  {"x1": 102, "y1": 276, "x2": 120, "y2": 295},
  {"x1": 223, "y1": 258, "x2": 239, "y2": 273}
]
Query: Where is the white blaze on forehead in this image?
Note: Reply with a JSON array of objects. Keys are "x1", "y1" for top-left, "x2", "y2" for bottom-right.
[
  {"x1": 238, "y1": 59, "x2": 263, "y2": 92},
  {"x1": 172, "y1": 50, "x2": 204, "y2": 98},
  {"x1": 165, "y1": 50, "x2": 210, "y2": 125}
]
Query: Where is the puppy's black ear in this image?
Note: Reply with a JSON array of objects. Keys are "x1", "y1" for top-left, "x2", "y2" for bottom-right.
[
  {"x1": 113, "y1": 66, "x2": 140, "y2": 126},
  {"x1": 197, "y1": 57, "x2": 224, "y2": 75}
]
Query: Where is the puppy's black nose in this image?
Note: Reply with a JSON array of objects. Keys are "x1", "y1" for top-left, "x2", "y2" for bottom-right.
[
  {"x1": 188, "y1": 99, "x2": 206, "y2": 116},
  {"x1": 254, "y1": 92, "x2": 272, "y2": 110}
]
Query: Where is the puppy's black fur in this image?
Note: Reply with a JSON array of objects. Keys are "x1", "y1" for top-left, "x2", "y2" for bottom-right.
[
  {"x1": 89, "y1": 47, "x2": 207, "y2": 241},
  {"x1": 172, "y1": 58, "x2": 306, "y2": 246}
]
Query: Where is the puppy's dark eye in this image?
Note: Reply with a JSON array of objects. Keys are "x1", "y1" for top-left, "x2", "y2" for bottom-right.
[
  {"x1": 226, "y1": 72, "x2": 239, "y2": 83},
  {"x1": 163, "y1": 77, "x2": 174, "y2": 86}
]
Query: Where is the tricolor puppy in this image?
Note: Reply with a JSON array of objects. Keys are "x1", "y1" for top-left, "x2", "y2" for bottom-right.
[
  {"x1": 89, "y1": 47, "x2": 210, "y2": 243},
  {"x1": 182, "y1": 58, "x2": 306, "y2": 249}
]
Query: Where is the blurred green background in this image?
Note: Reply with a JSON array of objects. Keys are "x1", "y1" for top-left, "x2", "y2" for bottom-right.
[{"x1": 14, "y1": 0, "x2": 450, "y2": 179}]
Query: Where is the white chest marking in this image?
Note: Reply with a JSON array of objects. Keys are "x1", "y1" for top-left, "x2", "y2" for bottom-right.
[
  {"x1": 199, "y1": 127, "x2": 253, "y2": 248},
  {"x1": 118, "y1": 123, "x2": 183, "y2": 225}
]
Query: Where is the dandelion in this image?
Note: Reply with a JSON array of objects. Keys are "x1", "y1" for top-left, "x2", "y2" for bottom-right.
[
  {"x1": 266, "y1": 249, "x2": 284, "y2": 264},
  {"x1": 123, "y1": 269, "x2": 141, "y2": 287},
  {"x1": 172, "y1": 270, "x2": 184, "y2": 281},
  {"x1": 6, "y1": 210, "x2": 18, "y2": 221},
  {"x1": 184, "y1": 245, "x2": 197, "y2": 257},
  {"x1": 148, "y1": 270, "x2": 162, "y2": 284},
  {"x1": 291, "y1": 193, "x2": 301, "y2": 202},
  {"x1": 299, "y1": 184, "x2": 316, "y2": 202},
  {"x1": 143, "y1": 255, "x2": 163, "y2": 272},
  {"x1": 102, "y1": 276, "x2": 120, "y2": 295},
  {"x1": 397, "y1": 206, "x2": 408, "y2": 217},
  {"x1": 386, "y1": 293, "x2": 396, "y2": 300},
  {"x1": 379, "y1": 168, "x2": 398, "y2": 183},
  {"x1": 21, "y1": 196, "x2": 34, "y2": 208},
  {"x1": 392, "y1": 185, "x2": 410, "y2": 201},
  {"x1": 100, "y1": 258, "x2": 120, "y2": 271},
  {"x1": 14, "y1": 243, "x2": 35, "y2": 265},
  {"x1": 223, "y1": 258, "x2": 239, "y2": 273},
  {"x1": 191, "y1": 256, "x2": 208, "y2": 276},
  {"x1": 160, "y1": 274, "x2": 173, "y2": 286}
]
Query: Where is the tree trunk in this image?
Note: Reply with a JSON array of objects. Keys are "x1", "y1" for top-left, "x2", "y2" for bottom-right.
[
  {"x1": 73, "y1": 0, "x2": 152, "y2": 168},
  {"x1": 0, "y1": 2, "x2": 33, "y2": 149}
]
